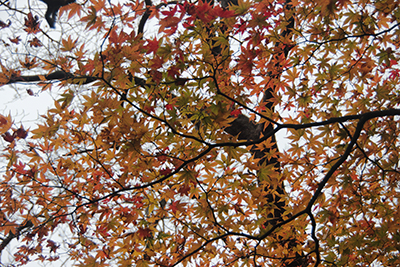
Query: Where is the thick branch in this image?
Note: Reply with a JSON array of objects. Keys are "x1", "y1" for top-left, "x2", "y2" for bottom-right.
[
  {"x1": 223, "y1": 1, "x2": 307, "y2": 265},
  {"x1": 5, "y1": 70, "x2": 97, "y2": 85},
  {"x1": 3, "y1": 71, "x2": 151, "y2": 89},
  {"x1": 0, "y1": 220, "x2": 33, "y2": 252},
  {"x1": 138, "y1": 0, "x2": 152, "y2": 37},
  {"x1": 224, "y1": 114, "x2": 262, "y2": 141}
]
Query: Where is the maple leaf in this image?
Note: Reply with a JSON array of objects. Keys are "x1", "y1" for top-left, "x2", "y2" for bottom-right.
[
  {"x1": 178, "y1": 184, "x2": 191, "y2": 196},
  {"x1": 0, "y1": 20, "x2": 11, "y2": 29},
  {"x1": 165, "y1": 104, "x2": 174, "y2": 111},
  {"x1": 160, "y1": 168, "x2": 172, "y2": 176},
  {"x1": 389, "y1": 69, "x2": 400, "y2": 80},
  {"x1": 19, "y1": 57, "x2": 37, "y2": 70},
  {"x1": 81, "y1": 6, "x2": 97, "y2": 27},
  {"x1": 144, "y1": 105, "x2": 155, "y2": 113},
  {"x1": 144, "y1": 38, "x2": 159, "y2": 54},
  {"x1": 161, "y1": 5, "x2": 178, "y2": 17},
  {"x1": 9, "y1": 36, "x2": 21, "y2": 44},
  {"x1": 137, "y1": 227, "x2": 152, "y2": 239},
  {"x1": 169, "y1": 200, "x2": 186, "y2": 214},
  {"x1": 108, "y1": 29, "x2": 129, "y2": 45},
  {"x1": 0, "y1": 115, "x2": 7, "y2": 127},
  {"x1": 0, "y1": 114, "x2": 12, "y2": 135},
  {"x1": 183, "y1": 2, "x2": 196, "y2": 15},
  {"x1": 2, "y1": 132, "x2": 14, "y2": 143},
  {"x1": 26, "y1": 89, "x2": 35, "y2": 96},
  {"x1": 23, "y1": 13, "x2": 40, "y2": 34},
  {"x1": 14, "y1": 127, "x2": 28, "y2": 139},
  {"x1": 61, "y1": 36, "x2": 77, "y2": 52},
  {"x1": 212, "y1": 6, "x2": 236, "y2": 18},
  {"x1": 67, "y1": 3, "x2": 81, "y2": 20},
  {"x1": 150, "y1": 70, "x2": 162, "y2": 83},
  {"x1": 46, "y1": 240, "x2": 59, "y2": 253},
  {"x1": 230, "y1": 108, "x2": 242, "y2": 117},
  {"x1": 28, "y1": 37, "x2": 42, "y2": 48},
  {"x1": 14, "y1": 161, "x2": 27, "y2": 175}
]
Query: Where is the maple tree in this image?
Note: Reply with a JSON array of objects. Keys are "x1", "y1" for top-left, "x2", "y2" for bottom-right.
[{"x1": 0, "y1": 0, "x2": 400, "y2": 266}]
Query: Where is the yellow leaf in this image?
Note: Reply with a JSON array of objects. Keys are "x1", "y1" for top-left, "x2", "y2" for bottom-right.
[{"x1": 0, "y1": 114, "x2": 12, "y2": 135}]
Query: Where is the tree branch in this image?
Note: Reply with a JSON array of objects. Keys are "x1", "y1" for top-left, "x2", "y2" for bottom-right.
[
  {"x1": 5, "y1": 70, "x2": 97, "y2": 85},
  {"x1": 0, "y1": 220, "x2": 33, "y2": 252}
]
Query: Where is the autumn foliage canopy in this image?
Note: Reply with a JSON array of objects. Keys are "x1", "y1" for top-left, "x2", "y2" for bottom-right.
[{"x1": 0, "y1": 0, "x2": 400, "y2": 266}]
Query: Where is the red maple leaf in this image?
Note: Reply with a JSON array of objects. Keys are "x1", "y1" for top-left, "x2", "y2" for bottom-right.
[
  {"x1": 170, "y1": 200, "x2": 181, "y2": 214},
  {"x1": 161, "y1": 5, "x2": 178, "y2": 17},
  {"x1": 14, "y1": 161, "x2": 27, "y2": 175},
  {"x1": 144, "y1": 38, "x2": 159, "y2": 54},
  {"x1": 178, "y1": 184, "x2": 191, "y2": 196},
  {"x1": 0, "y1": 116, "x2": 7, "y2": 126},
  {"x1": 28, "y1": 37, "x2": 42, "y2": 48},
  {"x1": 230, "y1": 108, "x2": 242, "y2": 117},
  {"x1": 212, "y1": 6, "x2": 235, "y2": 18},
  {"x1": 144, "y1": 105, "x2": 155, "y2": 113},
  {"x1": 160, "y1": 168, "x2": 173, "y2": 176},
  {"x1": 46, "y1": 240, "x2": 60, "y2": 253},
  {"x1": 14, "y1": 127, "x2": 28, "y2": 139},
  {"x1": 390, "y1": 69, "x2": 400, "y2": 79},
  {"x1": 0, "y1": 20, "x2": 11, "y2": 29},
  {"x1": 9, "y1": 36, "x2": 21, "y2": 44},
  {"x1": 2, "y1": 132, "x2": 14, "y2": 143},
  {"x1": 27, "y1": 89, "x2": 35, "y2": 96},
  {"x1": 24, "y1": 13, "x2": 40, "y2": 34},
  {"x1": 137, "y1": 227, "x2": 152, "y2": 239}
]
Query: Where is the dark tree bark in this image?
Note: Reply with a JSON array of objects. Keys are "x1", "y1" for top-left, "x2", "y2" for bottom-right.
[
  {"x1": 223, "y1": 1, "x2": 308, "y2": 265},
  {"x1": 0, "y1": 220, "x2": 33, "y2": 253},
  {"x1": 5, "y1": 70, "x2": 96, "y2": 85},
  {"x1": 39, "y1": 0, "x2": 76, "y2": 28}
]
